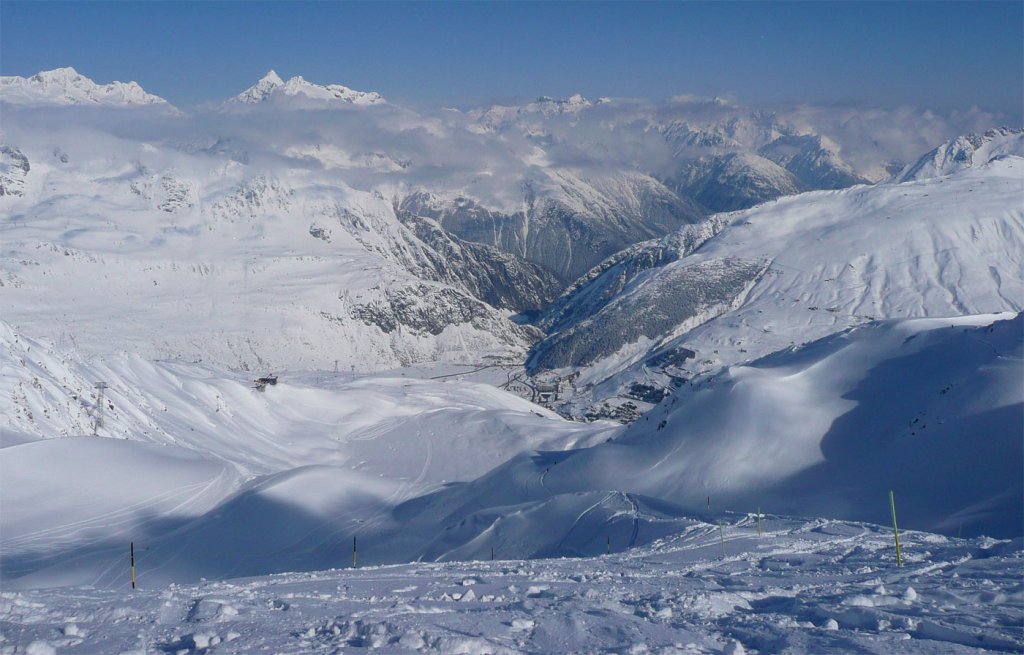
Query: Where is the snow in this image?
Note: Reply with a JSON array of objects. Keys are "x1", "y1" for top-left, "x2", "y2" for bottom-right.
[
  {"x1": 0, "y1": 128, "x2": 536, "y2": 371},
  {"x1": 383, "y1": 313, "x2": 1021, "y2": 567},
  {"x1": 3, "y1": 311, "x2": 1018, "y2": 598},
  {"x1": 0, "y1": 319, "x2": 608, "y2": 588},
  {"x1": 535, "y1": 153, "x2": 1024, "y2": 417},
  {"x1": 228, "y1": 70, "x2": 386, "y2": 107},
  {"x1": 0, "y1": 68, "x2": 170, "y2": 108},
  {"x1": 0, "y1": 67, "x2": 1021, "y2": 653},
  {"x1": 1, "y1": 517, "x2": 1020, "y2": 653},
  {"x1": 898, "y1": 127, "x2": 1024, "y2": 182}
]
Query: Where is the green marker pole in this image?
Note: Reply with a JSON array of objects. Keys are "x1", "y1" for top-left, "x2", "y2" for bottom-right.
[{"x1": 889, "y1": 491, "x2": 902, "y2": 567}]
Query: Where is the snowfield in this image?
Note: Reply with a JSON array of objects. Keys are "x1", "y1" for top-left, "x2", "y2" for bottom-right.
[
  {"x1": 1, "y1": 68, "x2": 1022, "y2": 653},
  {"x1": 2, "y1": 517, "x2": 1020, "y2": 654},
  {"x1": 2, "y1": 312, "x2": 1019, "y2": 598}
]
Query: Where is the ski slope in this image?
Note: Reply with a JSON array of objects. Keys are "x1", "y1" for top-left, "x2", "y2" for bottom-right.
[{"x1": 2, "y1": 516, "x2": 1020, "y2": 654}]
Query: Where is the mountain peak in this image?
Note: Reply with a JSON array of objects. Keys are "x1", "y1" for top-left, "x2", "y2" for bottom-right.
[
  {"x1": 233, "y1": 70, "x2": 286, "y2": 103},
  {"x1": 230, "y1": 71, "x2": 384, "y2": 106},
  {"x1": 898, "y1": 126, "x2": 1024, "y2": 182},
  {"x1": 261, "y1": 70, "x2": 284, "y2": 86},
  {"x1": 0, "y1": 67, "x2": 169, "y2": 107},
  {"x1": 30, "y1": 67, "x2": 84, "y2": 83}
]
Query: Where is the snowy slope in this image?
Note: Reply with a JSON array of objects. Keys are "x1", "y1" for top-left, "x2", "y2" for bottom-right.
[
  {"x1": 0, "y1": 320, "x2": 609, "y2": 588},
  {"x1": 421, "y1": 314, "x2": 1021, "y2": 561},
  {"x1": 0, "y1": 67, "x2": 170, "y2": 108},
  {"x1": 3, "y1": 517, "x2": 1021, "y2": 654},
  {"x1": 3, "y1": 312, "x2": 1017, "y2": 593},
  {"x1": 0, "y1": 117, "x2": 550, "y2": 371},
  {"x1": 531, "y1": 154, "x2": 1024, "y2": 417},
  {"x1": 898, "y1": 127, "x2": 1024, "y2": 182}
]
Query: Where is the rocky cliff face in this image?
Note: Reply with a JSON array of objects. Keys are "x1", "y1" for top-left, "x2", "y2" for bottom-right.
[
  {"x1": 398, "y1": 213, "x2": 562, "y2": 312},
  {"x1": 0, "y1": 146, "x2": 30, "y2": 197},
  {"x1": 400, "y1": 171, "x2": 705, "y2": 284}
]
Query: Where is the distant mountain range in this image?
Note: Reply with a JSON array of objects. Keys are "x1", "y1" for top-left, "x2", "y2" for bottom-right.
[
  {"x1": 0, "y1": 67, "x2": 169, "y2": 107},
  {"x1": 1, "y1": 68, "x2": 1020, "y2": 394},
  {"x1": 1, "y1": 68, "x2": 1021, "y2": 600}
]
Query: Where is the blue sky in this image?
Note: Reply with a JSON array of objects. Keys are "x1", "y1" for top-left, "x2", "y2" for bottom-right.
[{"x1": 2, "y1": 1, "x2": 1021, "y2": 119}]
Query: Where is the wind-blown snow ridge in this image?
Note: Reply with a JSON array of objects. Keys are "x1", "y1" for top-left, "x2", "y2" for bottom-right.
[{"x1": 0, "y1": 67, "x2": 170, "y2": 107}]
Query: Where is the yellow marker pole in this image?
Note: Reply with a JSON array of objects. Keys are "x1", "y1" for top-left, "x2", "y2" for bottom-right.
[
  {"x1": 889, "y1": 491, "x2": 903, "y2": 567},
  {"x1": 130, "y1": 541, "x2": 136, "y2": 589},
  {"x1": 757, "y1": 508, "x2": 762, "y2": 537}
]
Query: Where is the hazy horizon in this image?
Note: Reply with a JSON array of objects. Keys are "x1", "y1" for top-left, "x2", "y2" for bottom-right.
[{"x1": 1, "y1": 1, "x2": 1021, "y2": 122}]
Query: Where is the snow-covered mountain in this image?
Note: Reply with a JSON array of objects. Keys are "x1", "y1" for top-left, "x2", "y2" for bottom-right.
[
  {"x1": 673, "y1": 151, "x2": 804, "y2": 212},
  {"x1": 392, "y1": 313, "x2": 1022, "y2": 560},
  {"x1": 758, "y1": 133, "x2": 867, "y2": 189},
  {"x1": 660, "y1": 117, "x2": 873, "y2": 212},
  {"x1": 0, "y1": 318, "x2": 608, "y2": 588},
  {"x1": 469, "y1": 93, "x2": 598, "y2": 131},
  {"x1": 1, "y1": 67, "x2": 1021, "y2": 624},
  {"x1": 228, "y1": 70, "x2": 386, "y2": 106},
  {"x1": 898, "y1": 126, "x2": 1024, "y2": 181},
  {"x1": 1, "y1": 312, "x2": 1018, "y2": 592},
  {"x1": 0, "y1": 67, "x2": 170, "y2": 107},
  {"x1": 470, "y1": 95, "x2": 883, "y2": 217},
  {"x1": 530, "y1": 153, "x2": 1024, "y2": 419},
  {"x1": 0, "y1": 145, "x2": 31, "y2": 197},
  {"x1": 0, "y1": 143, "x2": 543, "y2": 371},
  {"x1": 400, "y1": 171, "x2": 706, "y2": 283},
  {"x1": 1, "y1": 68, "x2": 1009, "y2": 304}
]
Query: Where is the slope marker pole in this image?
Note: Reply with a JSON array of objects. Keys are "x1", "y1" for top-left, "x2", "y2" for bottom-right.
[
  {"x1": 757, "y1": 508, "x2": 762, "y2": 537},
  {"x1": 606, "y1": 535, "x2": 611, "y2": 555},
  {"x1": 94, "y1": 381, "x2": 108, "y2": 435},
  {"x1": 130, "y1": 541, "x2": 136, "y2": 589},
  {"x1": 889, "y1": 490, "x2": 903, "y2": 567},
  {"x1": 352, "y1": 536, "x2": 357, "y2": 568},
  {"x1": 719, "y1": 520, "x2": 726, "y2": 559}
]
